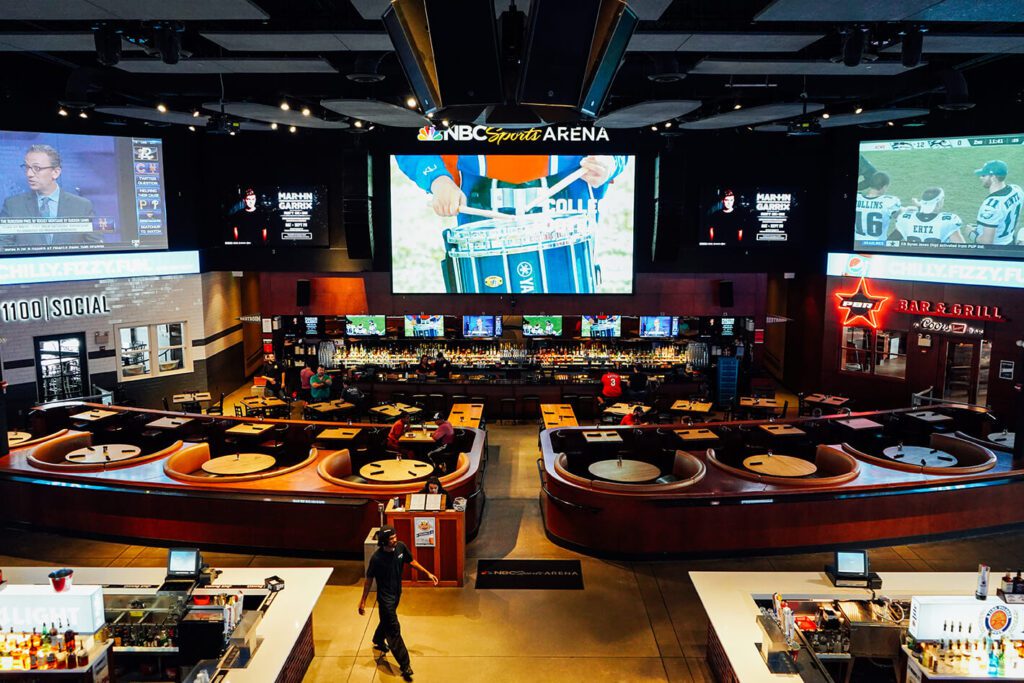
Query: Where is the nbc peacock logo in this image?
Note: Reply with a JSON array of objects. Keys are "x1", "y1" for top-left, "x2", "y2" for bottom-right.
[{"x1": 417, "y1": 125, "x2": 442, "y2": 141}]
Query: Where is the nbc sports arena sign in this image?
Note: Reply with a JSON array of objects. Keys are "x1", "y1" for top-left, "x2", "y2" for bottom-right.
[
  {"x1": 417, "y1": 124, "x2": 610, "y2": 145},
  {"x1": 827, "y1": 252, "x2": 1024, "y2": 289}
]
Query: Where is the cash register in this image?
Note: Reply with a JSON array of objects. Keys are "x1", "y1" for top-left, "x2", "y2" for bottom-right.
[
  {"x1": 157, "y1": 547, "x2": 203, "y2": 595},
  {"x1": 825, "y1": 550, "x2": 882, "y2": 589}
]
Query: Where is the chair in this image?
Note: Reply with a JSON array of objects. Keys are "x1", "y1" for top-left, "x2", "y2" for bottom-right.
[
  {"x1": 796, "y1": 392, "x2": 809, "y2": 417},
  {"x1": 774, "y1": 400, "x2": 789, "y2": 420},
  {"x1": 428, "y1": 393, "x2": 447, "y2": 417},
  {"x1": 498, "y1": 397, "x2": 517, "y2": 424},
  {"x1": 162, "y1": 397, "x2": 171, "y2": 411},
  {"x1": 520, "y1": 395, "x2": 541, "y2": 423},
  {"x1": 206, "y1": 393, "x2": 225, "y2": 416},
  {"x1": 234, "y1": 404, "x2": 245, "y2": 418},
  {"x1": 259, "y1": 424, "x2": 290, "y2": 452}
]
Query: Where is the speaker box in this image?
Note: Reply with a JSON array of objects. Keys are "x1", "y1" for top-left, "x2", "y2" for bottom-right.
[
  {"x1": 296, "y1": 280, "x2": 311, "y2": 308},
  {"x1": 341, "y1": 151, "x2": 374, "y2": 260},
  {"x1": 718, "y1": 280, "x2": 734, "y2": 309}
]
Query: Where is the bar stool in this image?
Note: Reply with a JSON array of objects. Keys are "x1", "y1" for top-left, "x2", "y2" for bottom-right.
[
  {"x1": 469, "y1": 396, "x2": 487, "y2": 411},
  {"x1": 428, "y1": 393, "x2": 447, "y2": 417},
  {"x1": 520, "y1": 395, "x2": 541, "y2": 423},
  {"x1": 499, "y1": 397, "x2": 517, "y2": 424}
]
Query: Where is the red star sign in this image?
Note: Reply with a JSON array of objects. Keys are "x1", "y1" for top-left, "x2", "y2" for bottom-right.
[{"x1": 834, "y1": 277, "x2": 888, "y2": 328}]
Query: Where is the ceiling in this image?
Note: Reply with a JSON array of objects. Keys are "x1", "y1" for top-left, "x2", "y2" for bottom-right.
[{"x1": 0, "y1": 0, "x2": 1022, "y2": 134}]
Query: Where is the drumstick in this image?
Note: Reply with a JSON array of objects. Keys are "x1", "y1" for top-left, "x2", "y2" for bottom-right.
[{"x1": 521, "y1": 166, "x2": 588, "y2": 213}]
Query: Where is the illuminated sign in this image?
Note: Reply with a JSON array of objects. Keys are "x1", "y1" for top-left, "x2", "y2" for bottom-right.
[
  {"x1": 0, "y1": 295, "x2": 111, "y2": 323},
  {"x1": 417, "y1": 124, "x2": 610, "y2": 145},
  {"x1": 895, "y1": 299, "x2": 1005, "y2": 322},
  {"x1": 911, "y1": 317, "x2": 985, "y2": 337},
  {"x1": 827, "y1": 252, "x2": 1024, "y2": 289},
  {"x1": 0, "y1": 585, "x2": 105, "y2": 634},
  {"x1": 0, "y1": 250, "x2": 200, "y2": 286},
  {"x1": 835, "y1": 277, "x2": 889, "y2": 328}
]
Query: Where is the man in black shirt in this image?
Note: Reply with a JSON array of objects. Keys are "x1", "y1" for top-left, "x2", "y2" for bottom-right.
[
  {"x1": 628, "y1": 364, "x2": 649, "y2": 401},
  {"x1": 358, "y1": 526, "x2": 438, "y2": 680},
  {"x1": 433, "y1": 352, "x2": 451, "y2": 379}
]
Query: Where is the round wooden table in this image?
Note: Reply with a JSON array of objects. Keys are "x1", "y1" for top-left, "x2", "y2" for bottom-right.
[
  {"x1": 7, "y1": 431, "x2": 32, "y2": 446},
  {"x1": 588, "y1": 459, "x2": 661, "y2": 483},
  {"x1": 882, "y1": 446, "x2": 957, "y2": 468},
  {"x1": 743, "y1": 454, "x2": 817, "y2": 477},
  {"x1": 202, "y1": 453, "x2": 277, "y2": 476},
  {"x1": 66, "y1": 444, "x2": 142, "y2": 464},
  {"x1": 359, "y1": 459, "x2": 434, "y2": 483},
  {"x1": 988, "y1": 432, "x2": 1016, "y2": 448}
]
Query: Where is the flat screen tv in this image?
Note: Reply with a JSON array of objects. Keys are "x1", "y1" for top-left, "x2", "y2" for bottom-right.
[
  {"x1": 462, "y1": 315, "x2": 502, "y2": 337},
  {"x1": 346, "y1": 315, "x2": 386, "y2": 336},
  {"x1": 404, "y1": 315, "x2": 444, "y2": 338},
  {"x1": 581, "y1": 315, "x2": 621, "y2": 338},
  {"x1": 522, "y1": 315, "x2": 563, "y2": 336},
  {"x1": 224, "y1": 184, "x2": 327, "y2": 246},
  {"x1": 855, "y1": 132, "x2": 1024, "y2": 257},
  {"x1": 700, "y1": 185, "x2": 800, "y2": 247},
  {"x1": 0, "y1": 130, "x2": 168, "y2": 255},
  {"x1": 389, "y1": 154, "x2": 636, "y2": 294},
  {"x1": 639, "y1": 316, "x2": 677, "y2": 338}
]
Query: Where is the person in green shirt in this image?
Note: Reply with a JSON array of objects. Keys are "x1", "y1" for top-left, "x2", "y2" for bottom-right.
[{"x1": 310, "y1": 365, "x2": 333, "y2": 402}]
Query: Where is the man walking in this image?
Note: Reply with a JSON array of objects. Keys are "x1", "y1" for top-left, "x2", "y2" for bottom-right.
[{"x1": 358, "y1": 526, "x2": 438, "y2": 681}]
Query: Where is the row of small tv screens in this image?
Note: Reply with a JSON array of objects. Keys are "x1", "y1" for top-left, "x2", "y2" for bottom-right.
[{"x1": 339, "y1": 315, "x2": 686, "y2": 339}]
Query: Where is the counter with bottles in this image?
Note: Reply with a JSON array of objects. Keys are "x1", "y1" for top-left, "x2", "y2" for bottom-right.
[
  {"x1": 0, "y1": 567, "x2": 331, "y2": 683},
  {"x1": 690, "y1": 571, "x2": 1024, "y2": 683}
]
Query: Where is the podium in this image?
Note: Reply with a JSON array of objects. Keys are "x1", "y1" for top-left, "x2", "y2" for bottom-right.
[{"x1": 386, "y1": 498, "x2": 465, "y2": 587}]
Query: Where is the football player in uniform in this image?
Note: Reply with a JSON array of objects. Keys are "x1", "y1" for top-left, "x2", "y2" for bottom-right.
[
  {"x1": 854, "y1": 172, "x2": 902, "y2": 244},
  {"x1": 891, "y1": 187, "x2": 965, "y2": 245},
  {"x1": 971, "y1": 160, "x2": 1024, "y2": 245}
]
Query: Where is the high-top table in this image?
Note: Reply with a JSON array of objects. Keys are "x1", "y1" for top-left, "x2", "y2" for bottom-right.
[
  {"x1": 804, "y1": 393, "x2": 849, "y2": 408},
  {"x1": 399, "y1": 428, "x2": 436, "y2": 444},
  {"x1": 541, "y1": 404, "x2": 577, "y2": 429},
  {"x1": 66, "y1": 444, "x2": 142, "y2": 464},
  {"x1": 225, "y1": 423, "x2": 273, "y2": 436},
  {"x1": 371, "y1": 403, "x2": 423, "y2": 419},
  {"x1": 582, "y1": 430, "x2": 623, "y2": 444},
  {"x1": 758, "y1": 423, "x2": 806, "y2": 437},
  {"x1": 306, "y1": 400, "x2": 354, "y2": 415},
  {"x1": 675, "y1": 428, "x2": 719, "y2": 442},
  {"x1": 670, "y1": 400, "x2": 713, "y2": 414},
  {"x1": 602, "y1": 402, "x2": 652, "y2": 418},
  {"x1": 317, "y1": 427, "x2": 362, "y2": 441},
  {"x1": 448, "y1": 403, "x2": 484, "y2": 429},
  {"x1": 906, "y1": 410, "x2": 953, "y2": 424},
  {"x1": 147, "y1": 416, "x2": 193, "y2": 430},
  {"x1": 70, "y1": 408, "x2": 117, "y2": 422}
]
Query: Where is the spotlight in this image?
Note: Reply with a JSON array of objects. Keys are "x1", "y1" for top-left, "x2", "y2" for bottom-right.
[
  {"x1": 187, "y1": 125, "x2": 196, "y2": 132},
  {"x1": 733, "y1": 103, "x2": 742, "y2": 110},
  {"x1": 289, "y1": 125, "x2": 297, "y2": 133},
  {"x1": 901, "y1": 26, "x2": 925, "y2": 68},
  {"x1": 822, "y1": 112, "x2": 830, "y2": 119},
  {"x1": 271, "y1": 122, "x2": 278, "y2": 130},
  {"x1": 280, "y1": 101, "x2": 290, "y2": 111},
  {"x1": 192, "y1": 110, "x2": 200, "y2": 118},
  {"x1": 301, "y1": 107, "x2": 310, "y2": 117},
  {"x1": 93, "y1": 23, "x2": 121, "y2": 66},
  {"x1": 78, "y1": 111, "x2": 88, "y2": 119},
  {"x1": 426, "y1": 112, "x2": 434, "y2": 119},
  {"x1": 406, "y1": 96, "x2": 417, "y2": 108},
  {"x1": 153, "y1": 22, "x2": 183, "y2": 65},
  {"x1": 650, "y1": 125, "x2": 658, "y2": 131},
  {"x1": 664, "y1": 121, "x2": 672, "y2": 128},
  {"x1": 156, "y1": 103, "x2": 167, "y2": 113},
  {"x1": 887, "y1": 121, "x2": 894, "y2": 126},
  {"x1": 354, "y1": 120, "x2": 363, "y2": 128},
  {"x1": 441, "y1": 119, "x2": 449, "y2": 127},
  {"x1": 842, "y1": 26, "x2": 867, "y2": 67},
  {"x1": 367, "y1": 125, "x2": 375, "y2": 131},
  {"x1": 58, "y1": 107, "x2": 68, "y2": 117},
  {"x1": 854, "y1": 106, "x2": 864, "y2": 114},
  {"x1": 229, "y1": 130, "x2": 236, "y2": 136}
]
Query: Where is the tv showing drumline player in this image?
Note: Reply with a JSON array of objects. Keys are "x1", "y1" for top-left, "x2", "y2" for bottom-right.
[
  {"x1": 404, "y1": 315, "x2": 444, "y2": 338},
  {"x1": 389, "y1": 154, "x2": 636, "y2": 294},
  {"x1": 522, "y1": 315, "x2": 563, "y2": 336},
  {"x1": 581, "y1": 315, "x2": 621, "y2": 338}
]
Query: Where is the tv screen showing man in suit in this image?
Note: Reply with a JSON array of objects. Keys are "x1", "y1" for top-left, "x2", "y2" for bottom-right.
[{"x1": 0, "y1": 130, "x2": 169, "y2": 255}]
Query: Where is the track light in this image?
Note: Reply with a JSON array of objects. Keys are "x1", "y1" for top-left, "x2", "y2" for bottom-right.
[
  {"x1": 441, "y1": 119, "x2": 449, "y2": 127},
  {"x1": 939, "y1": 69, "x2": 975, "y2": 111},
  {"x1": 192, "y1": 110, "x2": 200, "y2": 118},
  {"x1": 822, "y1": 112, "x2": 830, "y2": 119},
  {"x1": 842, "y1": 27, "x2": 867, "y2": 67},
  {"x1": 78, "y1": 111, "x2": 88, "y2": 119},
  {"x1": 229, "y1": 130, "x2": 236, "y2": 136},
  {"x1": 426, "y1": 112, "x2": 434, "y2": 119},
  {"x1": 58, "y1": 107, "x2": 68, "y2": 117},
  {"x1": 854, "y1": 106, "x2": 863, "y2": 114},
  {"x1": 187, "y1": 125, "x2": 196, "y2": 132},
  {"x1": 354, "y1": 120, "x2": 363, "y2": 128},
  {"x1": 406, "y1": 97, "x2": 417, "y2": 108},
  {"x1": 901, "y1": 26, "x2": 925, "y2": 68},
  {"x1": 289, "y1": 125, "x2": 297, "y2": 133},
  {"x1": 271, "y1": 122, "x2": 278, "y2": 130},
  {"x1": 650, "y1": 125, "x2": 657, "y2": 131},
  {"x1": 887, "y1": 121, "x2": 894, "y2": 126},
  {"x1": 280, "y1": 101, "x2": 290, "y2": 111},
  {"x1": 156, "y1": 103, "x2": 167, "y2": 113},
  {"x1": 93, "y1": 23, "x2": 121, "y2": 66},
  {"x1": 733, "y1": 103, "x2": 742, "y2": 110},
  {"x1": 153, "y1": 22, "x2": 183, "y2": 65},
  {"x1": 301, "y1": 107, "x2": 310, "y2": 116}
]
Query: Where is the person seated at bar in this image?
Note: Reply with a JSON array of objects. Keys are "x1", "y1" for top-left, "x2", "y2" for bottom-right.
[
  {"x1": 427, "y1": 413, "x2": 456, "y2": 472},
  {"x1": 416, "y1": 354, "x2": 435, "y2": 377},
  {"x1": 341, "y1": 378, "x2": 365, "y2": 410},
  {"x1": 310, "y1": 365, "x2": 333, "y2": 402},
  {"x1": 620, "y1": 405, "x2": 646, "y2": 426},
  {"x1": 433, "y1": 352, "x2": 451, "y2": 379},
  {"x1": 386, "y1": 413, "x2": 414, "y2": 460},
  {"x1": 627, "y1": 364, "x2": 649, "y2": 402},
  {"x1": 598, "y1": 366, "x2": 624, "y2": 407},
  {"x1": 418, "y1": 476, "x2": 453, "y2": 508}
]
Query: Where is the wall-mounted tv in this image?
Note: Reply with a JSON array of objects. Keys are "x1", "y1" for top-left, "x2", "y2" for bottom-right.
[
  {"x1": 581, "y1": 315, "x2": 621, "y2": 338},
  {"x1": 404, "y1": 315, "x2": 444, "y2": 338},
  {"x1": 462, "y1": 315, "x2": 502, "y2": 337},
  {"x1": 855, "y1": 133, "x2": 1024, "y2": 257},
  {"x1": 224, "y1": 184, "x2": 327, "y2": 246},
  {"x1": 522, "y1": 315, "x2": 563, "y2": 336},
  {"x1": 346, "y1": 315, "x2": 386, "y2": 336},
  {"x1": 639, "y1": 316, "x2": 677, "y2": 338},
  {"x1": 0, "y1": 130, "x2": 168, "y2": 255},
  {"x1": 389, "y1": 154, "x2": 636, "y2": 294},
  {"x1": 700, "y1": 186, "x2": 800, "y2": 247}
]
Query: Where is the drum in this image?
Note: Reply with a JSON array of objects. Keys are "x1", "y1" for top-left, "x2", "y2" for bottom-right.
[{"x1": 442, "y1": 212, "x2": 597, "y2": 294}]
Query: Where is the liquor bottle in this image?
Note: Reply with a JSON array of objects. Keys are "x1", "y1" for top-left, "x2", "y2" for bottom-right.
[
  {"x1": 30, "y1": 628, "x2": 39, "y2": 649},
  {"x1": 64, "y1": 624, "x2": 75, "y2": 650},
  {"x1": 28, "y1": 640, "x2": 37, "y2": 669},
  {"x1": 75, "y1": 640, "x2": 88, "y2": 667},
  {"x1": 977, "y1": 564, "x2": 990, "y2": 600},
  {"x1": 66, "y1": 646, "x2": 77, "y2": 669},
  {"x1": 1002, "y1": 570, "x2": 1014, "y2": 593},
  {"x1": 1015, "y1": 572, "x2": 1024, "y2": 594}
]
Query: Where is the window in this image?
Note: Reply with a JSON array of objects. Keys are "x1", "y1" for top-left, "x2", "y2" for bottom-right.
[
  {"x1": 117, "y1": 322, "x2": 192, "y2": 381},
  {"x1": 839, "y1": 327, "x2": 906, "y2": 379}
]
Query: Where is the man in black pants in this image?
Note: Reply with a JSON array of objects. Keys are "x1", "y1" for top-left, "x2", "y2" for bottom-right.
[{"x1": 358, "y1": 526, "x2": 438, "y2": 680}]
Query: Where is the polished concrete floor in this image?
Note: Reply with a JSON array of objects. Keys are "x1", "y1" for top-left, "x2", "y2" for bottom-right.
[{"x1": 2, "y1": 423, "x2": 1023, "y2": 682}]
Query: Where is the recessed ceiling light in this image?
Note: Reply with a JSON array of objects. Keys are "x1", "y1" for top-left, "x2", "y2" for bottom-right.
[
  {"x1": 854, "y1": 106, "x2": 864, "y2": 114},
  {"x1": 271, "y1": 122, "x2": 278, "y2": 130},
  {"x1": 426, "y1": 112, "x2": 434, "y2": 118},
  {"x1": 354, "y1": 120, "x2": 363, "y2": 128},
  {"x1": 887, "y1": 120, "x2": 894, "y2": 126},
  {"x1": 280, "y1": 101, "x2": 290, "y2": 111},
  {"x1": 78, "y1": 111, "x2": 88, "y2": 119},
  {"x1": 188, "y1": 125, "x2": 196, "y2": 132},
  {"x1": 733, "y1": 103, "x2": 742, "y2": 110},
  {"x1": 58, "y1": 107, "x2": 68, "y2": 117},
  {"x1": 664, "y1": 121, "x2": 672, "y2": 128},
  {"x1": 229, "y1": 130, "x2": 236, "y2": 136},
  {"x1": 289, "y1": 125, "x2": 297, "y2": 133},
  {"x1": 156, "y1": 103, "x2": 168, "y2": 113},
  {"x1": 406, "y1": 97, "x2": 417, "y2": 108},
  {"x1": 192, "y1": 110, "x2": 200, "y2": 118},
  {"x1": 301, "y1": 107, "x2": 311, "y2": 117},
  {"x1": 650, "y1": 125, "x2": 658, "y2": 131},
  {"x1": 822, "y1": 112, "x2": 830, "y2": 119}
]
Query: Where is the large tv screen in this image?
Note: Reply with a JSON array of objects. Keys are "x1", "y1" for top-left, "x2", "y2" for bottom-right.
[
  {"x1": 389, "y1": 154, "x2": 636, "y2": 294},
  {"x1": 700, "y1": 186, "x2": 800, "y2": 246},
  {"x1": 0, "y1": 130, "x2": 168, "y2": 255},
  {"x1": 224, "y1": 185, "x2": 327, "y2": 246},
  {"x1": 463, "y1": 315, "x2": 502, "y2": 338},
  {"x1": 639, "y1": 316, "x2": 677, "y2": 338},
  {"x1": 404, "y1": 315, "x2": 444, "y2": 338},
  {"x1": 523, "y1": 315, "x2": 563, "y2": 336},
  {"x1": 346, "y1": 315, "x2": 385, "y2": 336},
  {"x1": 855, "y1": 133, "x2": 1024, "y2": 257},
  {"x1": 581, "y1": 315, "x2": 621, "y2": 338}
]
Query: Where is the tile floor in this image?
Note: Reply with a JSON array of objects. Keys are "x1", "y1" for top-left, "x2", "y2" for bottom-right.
[{"x1": 2, "y1": 423, "x2": 1022, "y2": 682}]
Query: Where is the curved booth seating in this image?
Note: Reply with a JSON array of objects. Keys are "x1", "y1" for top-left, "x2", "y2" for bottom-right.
[
  {"x1": 951, "y1": 430, "x2": 1013, "y2": 456},
  {"x1": 163, "y1": 443, "x2": 319, "y2": 483},
  {"x1": 5, "y1": 429, "x2": 71, "y2": 452},
  {"x1": 841, "y1": 433, "x2": 997, "y2": 475},
  {"x1": 317, "y1": 452, "x2": 471, "y2": 494},
  {"x1": 28, "y1": 435, "x2": 184, "y2": 473},
  {"x1": 706, "y1": 445, "x2": 860, "y2": 487}
]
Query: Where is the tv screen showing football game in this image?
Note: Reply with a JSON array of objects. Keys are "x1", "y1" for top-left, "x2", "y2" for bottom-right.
[
  {"x1": 404, "y1": 315, "x2": 444, "y2": 338},
  {"x1": 581, "y1": 315, "x2": 621, "y2": 338},
  {"x1": 346, "y1": 315, "x2": 386, "y2": 336},
  {"x1": 463, "y1": 315, "x2": 502, "y2": 337},
  {"x1": 224, "y1": 185, "x2": 327, "y2": 246},
  {"x1": 699, "y1": 186, "x2": 800, "y2": 246},
  {"x1": 389, "y1": 154, "x2": 636, "y2": 294},
  {"x1": 855, "y1": 133, "x2": 1024, "y2": 257},
  {"x1": 522, "y1": 315, "x2": 563, "y2": 336},
  {"x1": 0, "y1": 130, "x2": 168, "y2": 255},
  {"x1": 639, "y1": 316, "x2": 677, "y2": 338}
]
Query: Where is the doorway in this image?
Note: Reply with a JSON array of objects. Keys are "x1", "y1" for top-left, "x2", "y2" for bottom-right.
[
  {"x1": 34, "y1": 333, "x2": 89, "y2": 403},
  {"x1": 940, "y1": 338, "x2": 991, "y2": 406}
]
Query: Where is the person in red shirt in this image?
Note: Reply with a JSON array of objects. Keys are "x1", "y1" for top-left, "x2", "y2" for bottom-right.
[
  {"x1": 620, "y1": 406, "x2": 645, "y2": 426},
  {"x1": 599, "y1": 368, "x2": 623, "y2": 406},
  {"x1": 386, "y1": 413, "x2": 413, "y2": 459}
]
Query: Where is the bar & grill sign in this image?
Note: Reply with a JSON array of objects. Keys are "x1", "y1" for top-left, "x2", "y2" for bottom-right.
[{"x1": 0, "y1": 294, "x2": 110, "y2": 323}]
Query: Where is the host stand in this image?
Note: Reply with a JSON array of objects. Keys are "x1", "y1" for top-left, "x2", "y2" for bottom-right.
[{"x1": 386, "y1": 498, "x2": 465, "y2": 587}]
